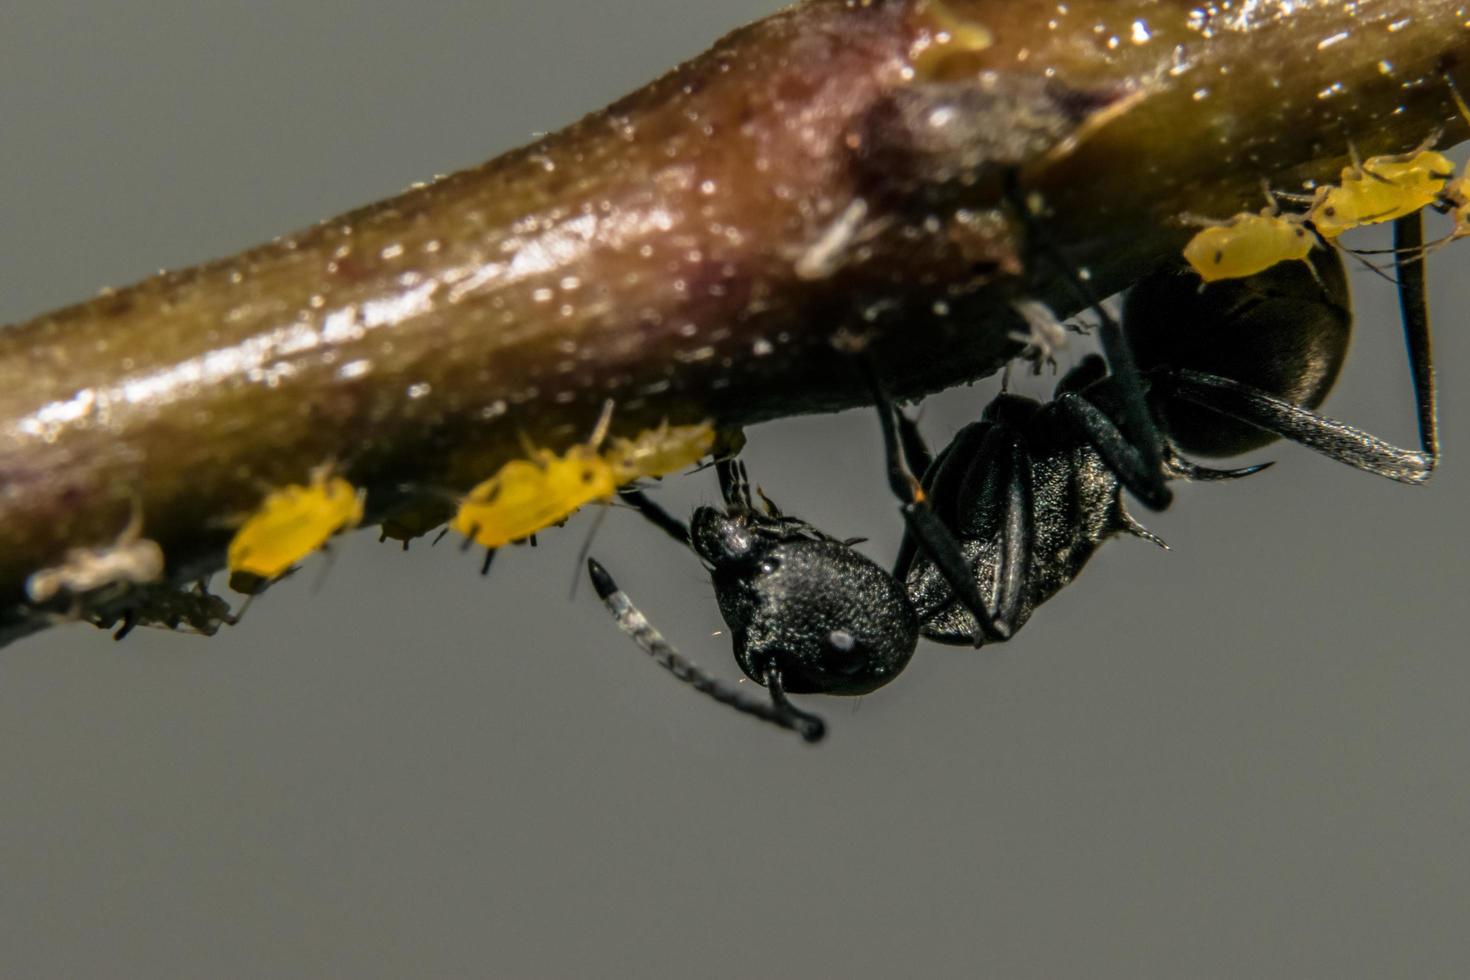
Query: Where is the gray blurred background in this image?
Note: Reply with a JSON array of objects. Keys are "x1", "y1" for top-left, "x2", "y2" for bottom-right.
[{"x1": 2, "y1": 3, "x2": 1467, "y2": 977}]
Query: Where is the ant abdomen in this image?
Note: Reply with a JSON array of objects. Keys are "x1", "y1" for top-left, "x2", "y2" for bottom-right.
[{"x1": 1123, "y1": 248, "x2": 1351, "y2": 457}]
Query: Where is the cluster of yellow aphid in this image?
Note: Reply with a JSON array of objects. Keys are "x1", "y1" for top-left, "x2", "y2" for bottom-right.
[
  {"x1": 24, "y1": 410, "x2": 715, "y2": 631},
  {"x1": 220, "y1": 408, "x2": 716, "y2": 588},
  {"x1": 449, "y1": 406, "x2": 716, "y2": 550},
  {"x1": 1183, "y1": 82, "x2": 1470, "y2": 283}
]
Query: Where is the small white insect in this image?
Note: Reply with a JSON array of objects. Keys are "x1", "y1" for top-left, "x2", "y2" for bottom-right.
[{"x1": 25, "y1": 507, "x2": 165, "y2": 605}]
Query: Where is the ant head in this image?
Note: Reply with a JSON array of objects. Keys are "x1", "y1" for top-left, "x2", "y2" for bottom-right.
[
  {"x1": 689, "y1": 506, "x2": 759, "y2": 566},
  {"x1": 690, "y1": 508, "x2": 919, "y2": 697},
  {"x1": 1123, "y1": 248, "x2": 1351, "y2": 457}
]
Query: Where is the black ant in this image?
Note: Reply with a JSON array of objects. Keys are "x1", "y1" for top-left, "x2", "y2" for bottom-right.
[{"x1": 588, "y1": 213, "x2": 1438, "y2": 741}]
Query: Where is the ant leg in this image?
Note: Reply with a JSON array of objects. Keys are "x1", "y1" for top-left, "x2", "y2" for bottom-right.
[
  {"x1": 586, "y1": 558, "x2": 826, "y2": 742},
  {"x1": 618, "y1": 487, "x2": 691, "y2": 547},
  {"x1": 896, "y1": 410, "x2": 933, "y2": 483},
  {"x1": 1393, "y1": 212, "x2": 1440, "y2": 465},
  {"x1": 893, "y1": 421, "x2": 991, "y2": 582},
  {"x1": 1007, "y1": 182, "x2": 1172, "y2": 511},
  {"x1": 1054, "y1": 391, "x2": 1178, "y2": 502},
  {"x1": 990, "y1": 432, "x2": 1035, "y2": 638},
  {"x1": 715, "y1": 459, "x2": 754, "y2": 512},
  {"x1": 885, "y1": 406, "x2": 934, "y2": 580},
  {"x1": 865, "y1": 367, "x2": 1006, "y2": 644},
  {"x1": 1163, "y1": 369, "x2": 1433, "y2": 484},
  {"x1": 1055, "y1": 353, "x2": 1108, "y2": 395},
  {"x1": 1167, "y1": 454, "x2": 1275, "y2": 482}
]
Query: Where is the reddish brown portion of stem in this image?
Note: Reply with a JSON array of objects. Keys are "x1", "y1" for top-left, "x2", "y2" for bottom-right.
[{"x1": 0, "y1": 0, "x2": 1466, "y2": 639}]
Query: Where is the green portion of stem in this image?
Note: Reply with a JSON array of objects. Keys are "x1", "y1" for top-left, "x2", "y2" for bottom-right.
[{"x1": 1, "y1": 0, "x2": 1467, "y2": 644}]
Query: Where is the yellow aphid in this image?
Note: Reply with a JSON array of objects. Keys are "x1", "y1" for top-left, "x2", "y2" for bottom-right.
[
  {"x1": 1182, "y1": 210, "x2": 1315, "y2": 282},
  {"x1": 1307, "y1": 148, "x2": 1454, "y2": 238},
  {"x1": 227, "y1": 466, "x2": 365, "y2": 580},
  {"x1": 378, "y1": 496, "x2": 455, "y2": 549},
  {"x1": 606, "y1": 421, "x2": 717, "y2": 483},
  {"x1": 451, "y1": 407, "x2": 719, "y2": 551},
  {"x1": 451, "y1": 446, "x2": 621, "y2": 550},
  {"x1": 451, "y1": 400, "x2": 619, "y2": 549}
]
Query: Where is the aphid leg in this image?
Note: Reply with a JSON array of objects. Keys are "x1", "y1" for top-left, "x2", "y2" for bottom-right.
[
  {"x1": 586, "y1": 558, "x2": 826, "y2": 742},
  {"x1": 1162, "y1": 369, "x2": 1433, "y2": 484},
  {"x1": 1392, "y1": 212, "x2": 1440, "y2": 465},
  {"x1": 431, "y1": 528, "x2": 450, "y2": 547},
  {"x1": 459, "y1": 525, "x2": 480, "y2": 552},
  {"x1": 480, "y1": 549, "x2": 497, "y2": 576},
  {"x1": 112, "y1": 608, "x2": 138, "y2": 642},
  {"x1": 1010, "y1": 186, "x2": 1172, "y2": 510},
  {"x1": 617, "y1": 488, "x2": 692, "y2": 547},
  {"x1": 310, "y1": 544, "x2": 337, "y2": 594}
]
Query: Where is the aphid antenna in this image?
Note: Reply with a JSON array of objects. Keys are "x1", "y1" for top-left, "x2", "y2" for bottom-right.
[
  {"x1": 1359, "y1": 237, "x2": 1455, "y2": 263},
  {"x1": 1337, "y1": 247, "x2": 1403, "y2": 287},
  {"x1": 1271, "y1": 189, "x2": 1318, "y2": 205},
  {"x1": 1443, "y1": 68, "x2": 1470, "y2": 128},
  {"x1": 568, "y1": 504, "x2": 614, "y2": 599},
  {"x1": 588, "y1": 398, "x2": 616, "y2": 450},
  {"x1": 1175, "y1": 212, "x2": 1233, "y2": 229},
  {"x1": 587, "y1": 558, "x2": 826, "y2": 743}
]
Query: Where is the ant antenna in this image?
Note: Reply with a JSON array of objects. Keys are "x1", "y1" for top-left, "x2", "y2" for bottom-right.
[{"x1": 587, "y1": 558, "x2": 827, "y2": 743}]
